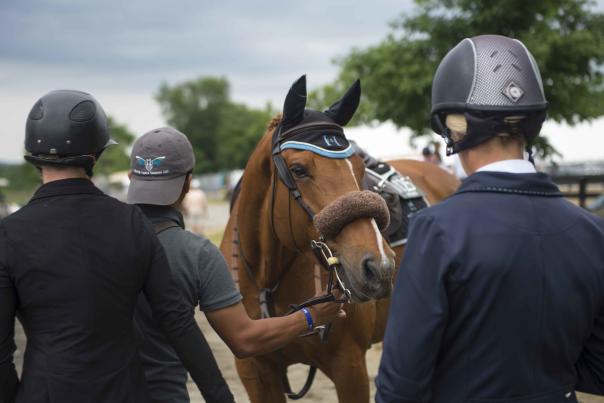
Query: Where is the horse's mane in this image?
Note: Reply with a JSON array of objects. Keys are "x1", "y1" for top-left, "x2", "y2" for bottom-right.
[{"x1": 266, "y1": 114, "x2": 282, "y2": 133}]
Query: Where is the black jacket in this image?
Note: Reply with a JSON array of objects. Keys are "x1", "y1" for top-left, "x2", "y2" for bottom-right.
[
  {"x1": 0, "y1": 179, "x2": 219, "y2": 403},
  {"x1": 376, "y1": 172, "x2": 604, "y2": 403}
]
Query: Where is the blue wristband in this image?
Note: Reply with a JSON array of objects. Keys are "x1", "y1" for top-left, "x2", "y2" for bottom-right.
[{"x1": 301, "y1": 308, "x2": 314, "y2": 331}]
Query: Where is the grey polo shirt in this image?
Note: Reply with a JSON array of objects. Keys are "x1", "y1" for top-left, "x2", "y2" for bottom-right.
[{"x1": 133, "y1": 204, "x2": 241, "y2": 403}]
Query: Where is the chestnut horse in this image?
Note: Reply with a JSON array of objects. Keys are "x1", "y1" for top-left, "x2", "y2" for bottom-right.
[{"x1": 220, "y1": 76, "x2": 459, "y2": 402}]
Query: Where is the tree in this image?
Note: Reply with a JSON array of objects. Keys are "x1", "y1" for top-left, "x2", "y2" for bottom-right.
[
  {"x1": 156, "y1": 77, "x2": 274, "y2": 173},
  {"x1": 312, "y1": 0, "x2": 604, "y2": 158},
  {"x1": 94, "y1": 117, "x2": 136, "y2": 176}
]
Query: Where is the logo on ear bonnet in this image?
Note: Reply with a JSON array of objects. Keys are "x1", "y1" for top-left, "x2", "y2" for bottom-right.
[{"x1": 323, "y1": 135, "x2": 342, "y2": 147}]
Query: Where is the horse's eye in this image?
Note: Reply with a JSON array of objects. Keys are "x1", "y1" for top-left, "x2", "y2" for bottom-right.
[{"x1": 290, "y1": 164, "x2": 308, "y2": 178}]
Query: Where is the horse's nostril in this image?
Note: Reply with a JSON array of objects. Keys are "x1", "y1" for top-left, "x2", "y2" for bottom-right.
[{"x1": 362, "y1": 257, "x2": 379, "y2": 283}]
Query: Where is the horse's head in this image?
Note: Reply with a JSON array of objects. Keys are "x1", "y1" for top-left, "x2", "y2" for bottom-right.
[{"x1": 270, "y1": 75, "x2": 396, "y2": 302}]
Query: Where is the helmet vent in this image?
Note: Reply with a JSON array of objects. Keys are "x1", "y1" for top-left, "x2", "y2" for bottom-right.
[
  {"x1": 69, "y1": 100, "x2": 96, "y2": 122},
  {"x1": 28, "y1": 100, "x2": 44, "y2": 120}
]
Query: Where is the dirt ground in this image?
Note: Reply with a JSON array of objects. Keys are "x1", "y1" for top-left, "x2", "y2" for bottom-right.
[
  {"x1": 10, "y1": 200, "x2": 604, "y2": 402},
  {"x1": 13, "y1": 317, "x2": 604, "y2": 402},
  {"x1": 12, "y1": 313, "x2": 380, "y2": 402},
  {"x1": 185, "y1": 313, "x2": 382, "y2": 402},
  {"x1": 190, "y1": 320, "x2": 604, "y2": 403}
]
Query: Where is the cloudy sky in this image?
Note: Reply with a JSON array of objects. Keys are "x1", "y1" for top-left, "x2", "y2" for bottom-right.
[{"x1": 1, "y1": 0, "x2": 603, "y2": 163}]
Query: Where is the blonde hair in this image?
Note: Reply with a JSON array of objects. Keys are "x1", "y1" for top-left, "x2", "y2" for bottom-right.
[
  {"x1": 445, "y1": 114, "x2": 467, "y2": 135},
  {"x1": 445, "y1": 114, "x2": 526, "y2": 141}
]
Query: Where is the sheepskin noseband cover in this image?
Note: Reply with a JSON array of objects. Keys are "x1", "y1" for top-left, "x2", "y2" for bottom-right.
[{"x1": 313, "y1": 190, "x2": 390, "y2": 239}]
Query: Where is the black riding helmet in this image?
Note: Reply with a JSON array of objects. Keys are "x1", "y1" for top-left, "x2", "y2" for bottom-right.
[
  {"x1": 431, "y1": 35, "x2": 548, "y2": 156},
  {"x1": 24, "y1": 90, "x2": 117, "y2": 175}
]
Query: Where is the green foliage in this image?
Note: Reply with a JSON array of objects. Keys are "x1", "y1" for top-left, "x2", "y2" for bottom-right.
[
  {"x1": 156, "y1": 77, "x2": 274, "y2": 173},
  {"x1": 94, "y1": 117, "x2": 136, "y2": 176},
  {"x1": 0, "y1": 163, "x2": 40, "y2": 205},
  {"x1": 318, "y1": 0, "x2": 604, "y2": 156}
]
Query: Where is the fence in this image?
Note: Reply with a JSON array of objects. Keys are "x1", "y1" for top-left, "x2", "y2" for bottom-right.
[{"x1": 551, "y1": 174, "x2": 604, "y2": 208}]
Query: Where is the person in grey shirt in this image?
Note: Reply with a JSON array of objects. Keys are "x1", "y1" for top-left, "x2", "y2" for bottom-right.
[{"x1": 128, "y1": 127, "x2": 345, "y2": 403}]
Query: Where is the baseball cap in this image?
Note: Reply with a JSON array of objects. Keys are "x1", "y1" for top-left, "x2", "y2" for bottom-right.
[{"x1": 127, "y1": 127, "x2": 195, "y2": 205}]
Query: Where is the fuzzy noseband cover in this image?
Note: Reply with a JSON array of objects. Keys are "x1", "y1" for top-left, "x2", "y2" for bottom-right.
[{"x1": 313, "y1": 190, "x2": 390, "y2": 239}]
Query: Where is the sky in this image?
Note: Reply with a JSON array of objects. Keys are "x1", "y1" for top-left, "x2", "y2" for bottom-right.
[{"x1": 1, "y1": 0, "x2": 603, "y2": 164}]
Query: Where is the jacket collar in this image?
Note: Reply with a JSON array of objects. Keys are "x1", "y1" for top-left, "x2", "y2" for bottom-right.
[
  {"x1": 136, "y1": 204, "x2": 185, "y2": 229},
  {"x1": 455, "y1": 171, "x2": 563, "y2": 197},
  {"x1": 30, "y1": 178, "x2": 105, "y2": 202}
]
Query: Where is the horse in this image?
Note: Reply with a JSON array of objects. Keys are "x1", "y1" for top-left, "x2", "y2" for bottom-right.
[{"x1": 220, "y1": 75, "x2": 460, "y2": 403}]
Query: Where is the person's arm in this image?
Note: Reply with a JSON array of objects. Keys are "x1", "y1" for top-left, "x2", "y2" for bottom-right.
[
  {"x1": 141, "y1": 231, "x2": 234, "y2": 403},
  {"x1": 0, "y1": 227, "x2": 18, "y2": 403},
  {"x1": 575, "y1": 306, "x2": 604, "y2": 394},
  {"x1": 206, "y1": 302, "x2": 340, "y2": 358},
  {"x1": 375, "y1": 214, "x2": 449, "y2": 403},
  {"x1": 198, "y1": 241, "x2": 345, "y2": 358}
]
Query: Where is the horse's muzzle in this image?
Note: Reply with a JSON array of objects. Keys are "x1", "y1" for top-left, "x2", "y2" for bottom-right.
[{"x1": 313, "y1": 190, "x2": 390, "y2": 239}]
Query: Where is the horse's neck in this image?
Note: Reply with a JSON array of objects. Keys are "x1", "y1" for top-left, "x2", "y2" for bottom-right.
[{"x1": 237, "y1": 133, "x2": 298, "y2": 289}]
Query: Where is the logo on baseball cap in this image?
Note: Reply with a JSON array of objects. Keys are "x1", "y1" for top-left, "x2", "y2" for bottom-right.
[{"x1": 127, "y1": 127, "x2": 195, "y2": 206}]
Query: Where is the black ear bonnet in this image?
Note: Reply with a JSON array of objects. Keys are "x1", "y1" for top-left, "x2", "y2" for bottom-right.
[{"x1": 271, "y1": 75, "x2": 361, "y2": 217}]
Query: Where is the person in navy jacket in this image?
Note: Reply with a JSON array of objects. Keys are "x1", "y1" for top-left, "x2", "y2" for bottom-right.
[{"x1": 376, "y1": 35, "x2": 604, "y2": 403}]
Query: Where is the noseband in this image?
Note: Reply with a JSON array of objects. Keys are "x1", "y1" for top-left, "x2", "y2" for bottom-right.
[{"x1": 313, "y1": 190, "x2": 389, "y2": 240}]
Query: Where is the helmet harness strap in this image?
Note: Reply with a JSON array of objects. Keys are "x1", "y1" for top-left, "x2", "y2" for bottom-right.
[{"x1": 436, "y1": 110, "x2": 545, "y2": 163}]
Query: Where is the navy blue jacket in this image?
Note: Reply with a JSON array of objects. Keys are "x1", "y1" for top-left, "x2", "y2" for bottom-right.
[{"x1": 376, "y1": 172, "x2": 604, "y2": 403}]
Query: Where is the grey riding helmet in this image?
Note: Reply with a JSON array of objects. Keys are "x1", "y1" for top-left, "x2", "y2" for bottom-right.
[
  {"x1": 431, "y1": 35, "x2": 548, "y2": 155},
  {"x1": 24, "y1": 90, "x2": 117, "y2": 173}
]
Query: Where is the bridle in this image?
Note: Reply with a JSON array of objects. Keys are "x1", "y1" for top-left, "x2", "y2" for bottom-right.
[
  {"x1": 269, "y1": 121, "x2": 353, "y2": 307},
  {"x1": 236, "y1": 121, "x2": 356, "y2": 326},
  {"x1": 234, "y1": 120, "x2": 386, "y2": 400}
]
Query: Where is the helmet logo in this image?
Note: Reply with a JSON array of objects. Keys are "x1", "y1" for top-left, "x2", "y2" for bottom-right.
[
  {"x1": 136, "y1": 156, "x2": 166, "y2": 173},
  {"x1": 503, "y1": 81, "x2": 524, "y2": 103}
]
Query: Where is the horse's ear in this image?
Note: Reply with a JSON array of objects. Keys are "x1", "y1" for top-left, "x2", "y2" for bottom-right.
[
  {"x1": 281, "y1": 75, "x2": 307, "y2": 132},
  {"x1": 324, "y1": 79, "x2": 361, "y2": 126}
]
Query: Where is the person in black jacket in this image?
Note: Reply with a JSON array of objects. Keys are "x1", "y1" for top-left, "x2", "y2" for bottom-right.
[
  {"x1": 376, "y1": 35, "x2": 604, "y2": 402},
  {"x1": 0, "y1": 90, "x2": 234, "y2": 403}
]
